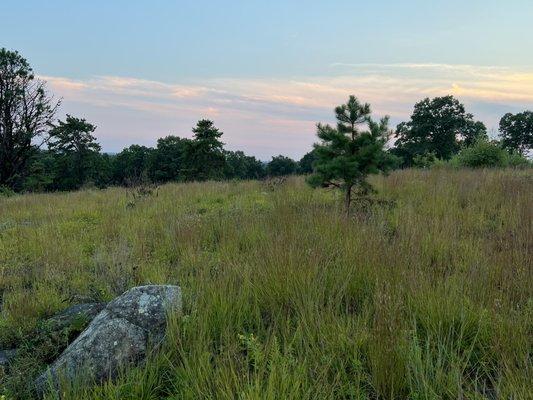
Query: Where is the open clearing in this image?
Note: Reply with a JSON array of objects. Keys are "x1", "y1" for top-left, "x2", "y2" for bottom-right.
[{"x1": 1, "y1": 169, "x2": 532, "y2": 399}]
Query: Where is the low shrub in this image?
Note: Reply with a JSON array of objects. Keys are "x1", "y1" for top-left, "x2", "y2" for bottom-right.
[
  {"x1": 412, "y1": 152, "x2": 438, "y2": 169},
  {"x1": 454, "y1": 140, "x2": 508, "y2": 168},
  {"x1": 506, "y1": 151, "x2": 531, "y2": 168},
  {"x1": 0, "y1": 186, "x2": 16, "y2": 197}
]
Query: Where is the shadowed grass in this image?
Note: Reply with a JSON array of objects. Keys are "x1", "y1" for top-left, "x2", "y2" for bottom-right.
[{"x1": 0, "y1": 169, "x2": 531, "y2": 398}]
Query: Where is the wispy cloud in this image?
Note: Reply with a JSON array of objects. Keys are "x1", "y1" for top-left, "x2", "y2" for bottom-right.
[
  {"x1": 329, "y1": 62, "x2": 513, "y2": 72},
  {"x1": 40, "y1": 64, "x2": 533, "y2": 159}
]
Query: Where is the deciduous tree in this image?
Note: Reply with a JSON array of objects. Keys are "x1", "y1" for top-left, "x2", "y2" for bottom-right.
[
  {"x1": 147, "y1": 136, "x2": 189, "y2": 183},
  {"x1": 393, "y1": 96, "x2": 486, "y2": 165},
  {"x1": 113, "y1": 144, "x2": 152, "y2": 184},
  {"x1": 298, "y1": 149, "x2": 317, "y2": 174},
  {"x1": 266, "y1": 155, "x2": 297, "y2": 176},
  {"x1": 0, "y1": 48, "x2": 59, "y2": 189},
  {"x1": 224, "y1": 150, "x2": 265, "y2": 179},
  {"x1": 499, "y1": 111, "x2": 533, "y2": 155}
]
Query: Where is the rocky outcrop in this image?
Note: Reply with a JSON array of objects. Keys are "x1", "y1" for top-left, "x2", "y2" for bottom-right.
[{"x1": 35, "y1": 285, "x2": 181, "y2": 396}]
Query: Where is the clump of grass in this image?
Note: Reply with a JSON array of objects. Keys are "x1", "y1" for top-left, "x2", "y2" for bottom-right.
[
  {"x1": 406, "y1": 288, "x2": 496, "y2": 398},
  {"x1": 0, "y1": 169, "x2": 531, "y2": 399}
]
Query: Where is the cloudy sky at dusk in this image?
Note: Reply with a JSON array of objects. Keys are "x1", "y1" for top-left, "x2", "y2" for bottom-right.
[{"x1": 2, "y1": 0, "x2": 532, "y2": 159}]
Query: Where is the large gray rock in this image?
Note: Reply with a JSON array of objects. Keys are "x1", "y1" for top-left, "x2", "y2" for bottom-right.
[{"x1": 35, "y1": 285, "x2": 181, "y2": 395}]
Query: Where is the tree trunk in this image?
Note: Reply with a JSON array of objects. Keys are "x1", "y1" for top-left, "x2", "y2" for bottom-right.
[{"x1": 344, "y1": 185, "x2": 352, "y2": 218}]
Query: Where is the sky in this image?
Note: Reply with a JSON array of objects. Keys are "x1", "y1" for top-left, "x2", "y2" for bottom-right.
[{"x1": 2, "y1": 0, "x2": 533, "y2": 160}]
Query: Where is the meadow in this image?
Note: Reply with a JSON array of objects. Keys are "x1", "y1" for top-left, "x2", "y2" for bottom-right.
[{"x1": 0, "y1": 168, "x2": 531, "y2": 399}]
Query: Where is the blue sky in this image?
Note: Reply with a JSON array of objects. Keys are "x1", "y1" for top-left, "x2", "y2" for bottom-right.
[{"x1": 2, "y1": 0, "x2": 533, "y2": 159}]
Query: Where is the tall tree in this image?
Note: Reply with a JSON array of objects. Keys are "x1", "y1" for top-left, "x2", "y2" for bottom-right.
[
  {"x1": 298, "y1": 149, "x2": 317, "y2": 174},
  {"x1": 147, "y1": 135, "x2": 190, "y2": 183},
  {"x1": 266, "y1": 155, "x2": 298, "y2": 176},
  {"x1": 22, "y1": 150, "x2": 56, "y2": 192},
  {"x1": 0, "y1": 48, "x2": 59, "y2": 189},
  {"x1": 462, "y1": 120, "x2": 488, "y2": 147},
  {"x1": 113, "y1": 144, "x2": 152, "y2": 184},
  {"x1": 499, "y1": 111, "x2": 533, "y2": 155},
  {"x1": 308, "y1": 96, "x2": 396, "y2": 215},
  {"x1": 48, "y1": 115, "x2": 101, "y2": 189},
  {"x1": 183, "y1": 119, "x2": 226, "y2": 181},
  {"x1": 224, "y1": 150, "x2": 265, "y2": 179},
  {"x1": 49, "y1": 115, "x2": 100, "y2": 154},
  {"x1": 393, "y1": 95, "x2": 486, "y2": 165}
]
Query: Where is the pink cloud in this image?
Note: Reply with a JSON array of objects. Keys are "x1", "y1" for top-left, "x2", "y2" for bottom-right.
[{"x1": 40, "y1": 64, "x2": 533, "y2": 159}]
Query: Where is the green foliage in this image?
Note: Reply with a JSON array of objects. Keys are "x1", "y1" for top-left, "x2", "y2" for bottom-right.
[
  {"x1": 147, "y1": 135, "x2": 190, "y2": 183},
  {"x1": 266, "y1": 155, "x2": 297, "y2": 176},
  {"x1": 49, "y1": 116, "x2": 100, "y2": 155},
  {"x1": 407, "y1": 292, "x2": 495, "y2": 398},
  {"x1": 2, "y1": 312, "x2": 94, "y2": 398},
  {"x1": 0, "y1": 51, "x2": 269, "y2": 192},
  {"x1": 506, "y1": 151, "x2": 531, "y2": 168},
  {"x1": 47, "y1": 115, "x2": 102, "y2": 190},
  {"x1": 307, "y1": 95, "x2": 396, "y2": 212},
  {"x1": 0, "y1": 186, "x2": 16, "y2": 197},
  {"x1": 1, "y1": 171, "x2": 532, "y2": 398},
  {"x1": 412, "y1": 152, "x2": 438, "y2": 169},
  {"x1": 451, "y1": 139, "x2": 530, "y2": 169},
  {"x1": 22, "y1": 152, "x2": 56, "y2": 192},
  {"x1": 0, "y1": 48, "x2": 59, "y2": 190},
  {"x1": 453, "y1": 139, "x2": 508, "y2": 168},
  {"x1": 462, "y1": 120, "x2": 488, "y2": 147},
  {"x1": 90, "y1": 153, "x2": 114, "y2": 189},
  {"x1": 224, "y1": 150, "x2": 265, "y2": 180},
  {"x1": 297, "y1": 149, "x2": 317, "y2": 174},
  {"x1": 182, "y1": 119, "x2": 226, "y2": 181},
  {"x1": 499, "y1": 111, "x2": 533, "y2": 155},
  {"x1": 393, "y1": 96, "x2": 487, "y2": 165},
  {"x1": 2, "y1": 49, "x2": 530, "y2": 196},
  {"x1": 409, "y1": 140, "x2": 531, "y2": 170},
  {"x1": 112, "y1": 145, "x2": 152, "y2": 185},
  {"x1": 18, "y1": 119, "x2": 271, "y2": 192},
  {"x1": 146, "y1": 120, "x2": 229, "y2": 183}
]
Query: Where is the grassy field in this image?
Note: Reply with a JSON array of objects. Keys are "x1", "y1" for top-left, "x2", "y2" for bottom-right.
[{"x1": 0, "y1": 169, "x2": 532, "y2": 399}]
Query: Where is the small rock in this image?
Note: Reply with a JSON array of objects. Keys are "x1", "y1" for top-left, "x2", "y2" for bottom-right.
[
  {"x1": 46, "y1": 302, "x2": 106, "y2": 330},
  {"x1": 35, "y1": 285, "x2": 181, "y2": 396},
  {"x1": 0, "y1": 348, "x2": 17, "y2": 367}
]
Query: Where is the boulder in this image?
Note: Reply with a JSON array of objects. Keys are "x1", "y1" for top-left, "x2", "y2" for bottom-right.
[{"x1": 35, "y1": 285, "x2": 181, "y2": 395}]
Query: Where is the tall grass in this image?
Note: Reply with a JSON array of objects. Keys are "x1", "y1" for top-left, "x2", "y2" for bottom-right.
[{"x1": 0, "y1": 169, "x2": 531, "y2": 399}]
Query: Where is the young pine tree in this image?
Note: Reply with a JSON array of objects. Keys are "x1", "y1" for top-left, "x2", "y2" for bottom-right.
[{"x1": 307, "y1": 96, "x2": 397, "y2": 215}]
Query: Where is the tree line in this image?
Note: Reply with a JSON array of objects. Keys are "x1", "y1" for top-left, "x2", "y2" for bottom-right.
[{"x1": 1, "y1": 48, "x2": 531, "y2": 194}]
